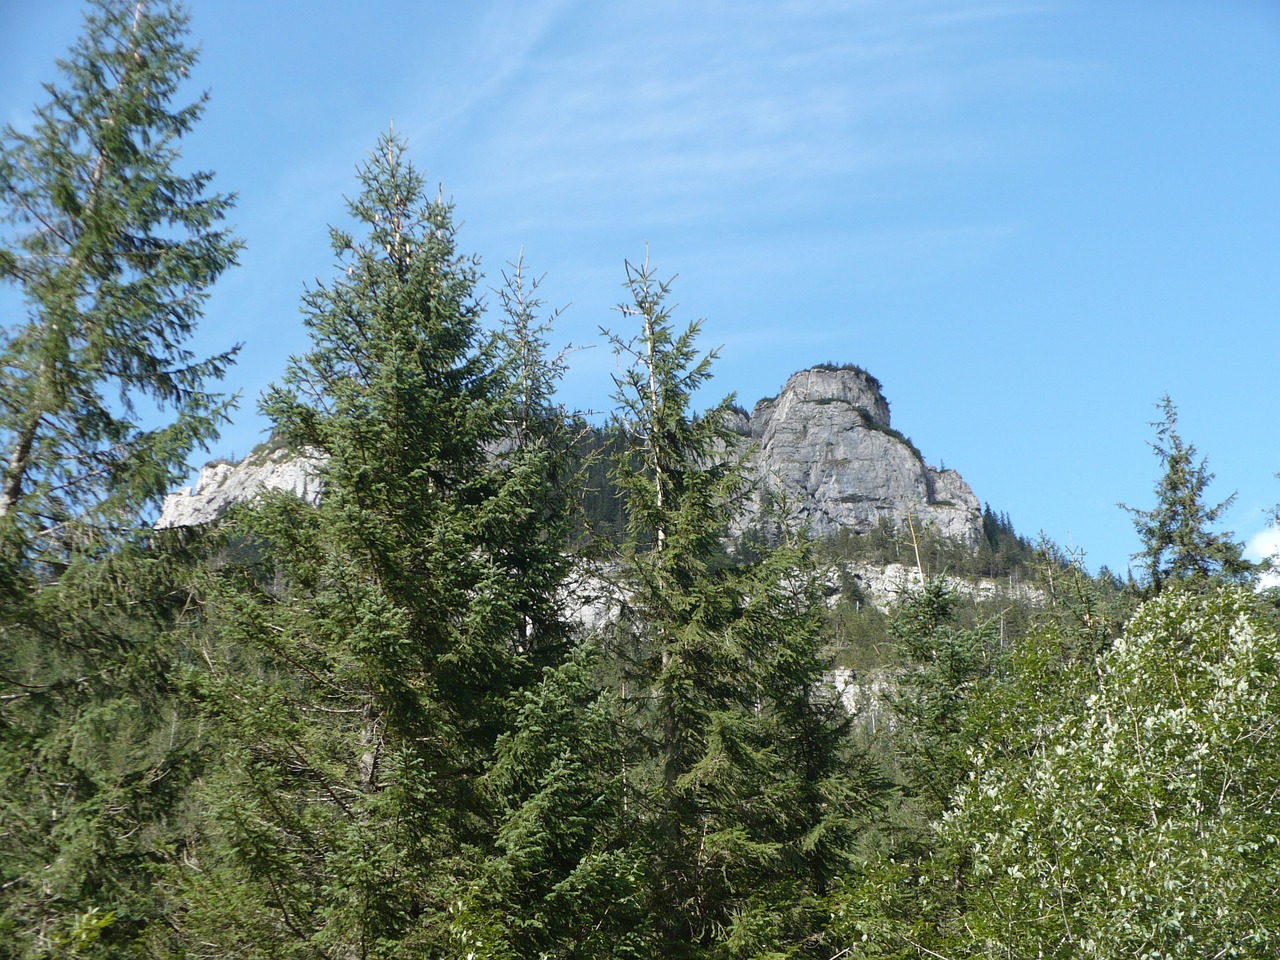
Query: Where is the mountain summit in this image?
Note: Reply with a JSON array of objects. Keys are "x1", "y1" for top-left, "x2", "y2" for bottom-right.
[
  {"x1": 159, "y1": 363, "x2": 982, "y2": 544},
  {"x1": 732, "y1": 365, "x2": 981, "y2": 544}
]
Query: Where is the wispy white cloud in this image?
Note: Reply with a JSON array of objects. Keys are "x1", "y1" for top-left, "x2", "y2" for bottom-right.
[
  {"x1": 417, "y1": 0, "x2": 1084, "y2": 245},
  {"x1": 410, "y1": 0, "x2": 577, "y2": 133}
]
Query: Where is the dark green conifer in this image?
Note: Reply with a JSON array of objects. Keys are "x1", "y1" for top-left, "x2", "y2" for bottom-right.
[
  {"x1": 604, "y1": 256, "x2": 874, "y2": 958},
  {"x1": 0, "y1": 2, "x2": 238, "y2": 953},
  {"x1": 182, "y1": 132, "x2": 572, "y2": 958},
  {"x1": 0, "y1": 0, "x2": 239, "y2": 551},
  {"x1": 1122, "y1": 396, "x2": 1252, "y2": 595},
  {"x1": 451, "y1": 644, "x2": 651, "y2": 959}
]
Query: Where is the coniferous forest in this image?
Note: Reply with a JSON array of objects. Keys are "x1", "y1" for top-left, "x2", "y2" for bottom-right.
[{"x1": 3, "y1": 4, "x2": 1279, "y2": 958}]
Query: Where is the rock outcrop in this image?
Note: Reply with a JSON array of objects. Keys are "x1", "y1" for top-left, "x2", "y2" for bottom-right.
[
  {"x1": 155, "y1": 445, "x2": 325, "y2": 528},
  {"x1": 836, "y1": 562, "x2": 1041, "y2": 610},
  {"x1": 157, "y1": 364, "x2": 982, "y2": 546},
  {"x1": 735, "y1": 366, "x2": 981, "y2": 544},
  {"x1": 828, "y1": 667, "x2": 898, "y2": 732}
]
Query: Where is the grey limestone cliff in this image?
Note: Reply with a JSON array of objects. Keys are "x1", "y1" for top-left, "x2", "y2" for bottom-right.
[
  {"x1": 157, "y1": 364, "x2": 982, "y2": 545},
  {"x1": 156, "y1": 446, "x2": 325, "y2": 528},
  {"x1": 735, "y1": 365, "x2": 982, "y2": 545}
]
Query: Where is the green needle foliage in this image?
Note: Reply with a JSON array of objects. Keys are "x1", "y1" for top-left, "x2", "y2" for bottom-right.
[
  {"x1": 885, "y1": 579, "x2": 995, "y2": 826},
  {"x1": 0, "y1": 0, "x2": 240, "y2": 555},
  {"x1": 180, "y1": 131, "x2": 574, "y2": 958},
  {"x1": 1122, "y1": 396, "x2": 1253, "y2": 595},
  {"x1": 0, "y1": 536, "x2": 220, "y2": 959},
  {"x1": 604, "y1": 258, "x2": 877, "y2": 959},
  {"x1": 0, "y1": 2, "x2": 238, "y2": 955},
  {"x1": 450, "y1": 644, "x2": 650, "y2": 960}
]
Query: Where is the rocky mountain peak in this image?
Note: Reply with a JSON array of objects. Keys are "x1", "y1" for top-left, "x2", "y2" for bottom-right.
[
  {"x1": 157, "y1": 363, "x2": 983, "y2": 546},
  {"x1": 155, "y1": 445, "x2": 325, "y2": 529},
  {"x1": 750, "y1": 365, "x2": 891, "y2": 435},
  {"x1": 733, "y1": 365, "x2": 981, "y2": 545}
]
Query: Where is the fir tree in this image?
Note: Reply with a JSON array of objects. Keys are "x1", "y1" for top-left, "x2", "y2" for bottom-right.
[
  {"x1": 450, "y1": 645, "x2": 651, "y2": 960},
  {"x1": 181, "y1": 132, "x2": 572, "y2": 958},
  {"x1": 884, "y1": 579, "x2": 992, "y2": 822},
  {"x1": 440, "y1": 257, "x2": 654, "y2": 960},
  {"x1": 604, "y1": 256, "x2": 873, "y2": 958},
  {"x1": 490, "y1": 253, "x2": 579, "y2": 668},
  {"x1": 1122, "y1": 396, "x2": 1252, "y2": 595},
  {"x1": 0, "y1": 2, "x2": 238, "y2": 953},
  {"x1": 0, "y1": 0, "x2": 239, "y2": 553}
]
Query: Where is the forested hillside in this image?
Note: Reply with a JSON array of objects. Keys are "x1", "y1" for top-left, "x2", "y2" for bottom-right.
[{"x1": 2, "y1": 4, "x2": 1278, "y2": 959}]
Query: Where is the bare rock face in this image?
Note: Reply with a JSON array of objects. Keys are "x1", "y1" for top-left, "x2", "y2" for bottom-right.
[
  {"x1": 736, "y1": 366, "x2": 982, "y2": 545},
  {"x1": 156, "y1": 364, "x2": 982, "y2": 547},
  {"x1": 827, "y1": 562, "x2": 1042, "y2": 612},
  {"x1": 828, "y1": 667, "x2": 898, "y2": 732},
  {"x1": 155, "y1": 446, "x2": 325, "y2": 528}
]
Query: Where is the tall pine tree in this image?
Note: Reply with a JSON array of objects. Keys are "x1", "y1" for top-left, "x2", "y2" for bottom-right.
[
  {"x1": 179, "y1": 132, "x2": 571, "y2": 958},
  {"x1": 604, "y1": 256, "x2": 874, "y2": 959},
  {"x1": 0, "y1": 0, "x2": 239, "y2": 551},
  {"x1": 0, "y1": 2, "x2": 239, "y2": 953},
  {"x1": 1122, "y1": 396, "x2": 1252, "y2": 595}
]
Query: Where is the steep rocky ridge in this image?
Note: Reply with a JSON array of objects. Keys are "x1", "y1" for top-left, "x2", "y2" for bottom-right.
[
  {"x1": 155, "y1": 445, "x2": 325, "y2": 528},
  {"x1": 733, "y1": 365, "x2": 981, "y2": 544},
  {"x1": 157, "y1": 364, "x2": 982, "y2": 545}
]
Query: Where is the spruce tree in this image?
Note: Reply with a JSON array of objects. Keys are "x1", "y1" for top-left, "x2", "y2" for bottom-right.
[
  {"x1": 180, "y1": 132, "x2": 571, "y2": 958},
  {"x1": 490, "y1": 254, "x2": 578, "y2": 669},
  {"x1": 440, "y1": 257, "x2": 658, "y2": 960},
  {"x1": 0, "y1": 3, "x2": 238, "y2": 953},
  {"x1": 883, "y1": 579, "x2": 992, "y2": 823},
  {"x1": 1122, "y1": 396, "x2": 1252, "y2": 595},
  {"x1": 604, "y1": 257, "x2": 872, "y2": 958},
  {"x1": 450, "y1": 645, "x2": 651, "y2": 960},
  {"x1": 0, "y1": 0, "x2": 239, "y2": 553}
]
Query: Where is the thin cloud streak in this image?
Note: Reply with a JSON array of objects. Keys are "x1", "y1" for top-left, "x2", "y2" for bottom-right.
[
  {"x1": 418, "y1": 0, "x2": 1087, "y2": 244},
  {"x1": 410, "y1": 0, "x2": 576, "y2": 133}
]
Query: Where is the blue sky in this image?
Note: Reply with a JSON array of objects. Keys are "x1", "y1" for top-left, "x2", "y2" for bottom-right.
[{"x1": 3, "y1": 0, "x2": 1278, "y2": 575}]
